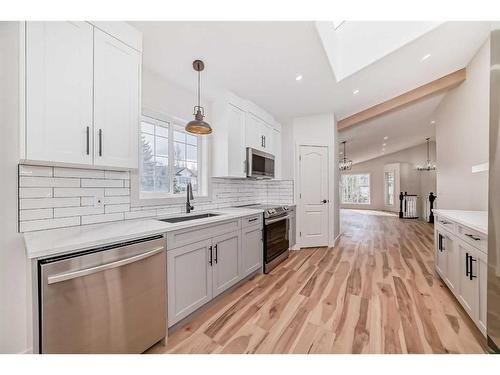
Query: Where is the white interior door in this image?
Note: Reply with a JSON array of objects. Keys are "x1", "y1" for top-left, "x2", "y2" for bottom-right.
[
  {"x1": 298, "y1": 145, "x2": 329, "y2": 247},
  {"x1": 26, "y1": 21, "x2": 93, "y2": 165}
]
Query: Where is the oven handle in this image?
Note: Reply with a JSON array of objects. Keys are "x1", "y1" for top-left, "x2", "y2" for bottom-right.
[
  {"x1": 265, "y1": 215, "x2": 290, "y2": 225},
  {"x1": 47, "y1": 246, "x2": 164, "y2": 285}
]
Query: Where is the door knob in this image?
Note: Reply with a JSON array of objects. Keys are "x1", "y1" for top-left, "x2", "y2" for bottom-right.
[{"x1": 322, "y1": 199, "x2": 328, "y2": 204}]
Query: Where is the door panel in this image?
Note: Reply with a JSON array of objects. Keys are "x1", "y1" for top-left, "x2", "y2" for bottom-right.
[
  {"x1": 212, "y1": 232, "x2": 241, "y2": 297},
  {"x1": 26, "y1": 21, "x2": 93, "y2": 164},
  {"x1": 167, "y1": 240, "x2": 213, "y2": 326},
  {"x1": 457, "y1": 242, "x2": 478, "y2": 319},
  {"x1": 241, "y1": 225, "x2": 263, "y2": 277},
  {"x1": 298, "y1": 145, "x2": 329, "y2": 246},
  {"x1": 435, "y1": 229, "x2": 447, "y2": 277},
  {"x1": 93, "y1": 29, "x2": 140, "y2": 169}
]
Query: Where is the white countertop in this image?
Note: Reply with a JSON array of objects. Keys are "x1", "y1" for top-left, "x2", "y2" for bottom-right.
[
  {"x1": 433, "y1": 209, "x2": 488, "y2": 235},
  {"x1": 24, "y1": 207, "x2": 263, "y2": 259}
]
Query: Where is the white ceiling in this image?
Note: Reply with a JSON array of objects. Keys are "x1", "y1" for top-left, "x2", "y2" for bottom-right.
[
  {"x1": 338, "y1": 93, "x2": 443, "y2": 164},
  {"x1": 130, "y1": 21, "x2": 490, "y2": 163},
  {"x1": 129, "y1": 21, "x2": 336, "y2": 123},
  {"x1": 316, "y1": 21, "x2": 442, "y2": 82}
]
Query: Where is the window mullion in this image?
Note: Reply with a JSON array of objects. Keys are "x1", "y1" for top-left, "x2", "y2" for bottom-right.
[{"x1": 169, "y1": 124, "x2": 174, "y2": 194}]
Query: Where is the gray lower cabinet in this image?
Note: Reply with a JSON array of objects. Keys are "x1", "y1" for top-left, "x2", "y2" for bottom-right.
[
  {"x1": 167, "y1": 239, "x2": 213, "y2": 326},
  {"x1": 212, "y1": 231, "x2": 242, "y2": 297},
  {"x1": 241, "y1": 224, "x2": 263, "y2": 277},
  {"x1": 167, "y1": 225, "x2": 258, "y2": 327}
]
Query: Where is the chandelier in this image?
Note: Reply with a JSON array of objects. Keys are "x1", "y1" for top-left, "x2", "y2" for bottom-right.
[
  {"x1": 339, "y1": 141, "x2": 353, "y2": 171},
  {"x1": 417, "y1": 138, "x2": 436, "y2": 171}
]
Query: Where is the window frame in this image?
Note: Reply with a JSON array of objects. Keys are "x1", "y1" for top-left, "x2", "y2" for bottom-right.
[
  {"x1": 340, "y1": 173, "x2": 371, "y2": 205},
  {"x1": 130, "y1": 110, "x2": 211, "y2": 207}
]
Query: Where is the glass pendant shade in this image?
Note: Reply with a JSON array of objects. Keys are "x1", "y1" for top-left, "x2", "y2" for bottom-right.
[{"x1": 186, "y1": 60, "x2": 212, "y2": 135}]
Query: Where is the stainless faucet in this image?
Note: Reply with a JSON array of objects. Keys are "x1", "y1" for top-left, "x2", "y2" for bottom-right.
[{"x1": 186, "y1": 182, "x2": 194, "y2": 213}]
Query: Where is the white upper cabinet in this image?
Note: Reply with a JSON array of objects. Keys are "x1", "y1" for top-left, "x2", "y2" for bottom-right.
[
  {"x1": 245, "y1": 112, "x2": 274, "y2": 153},
  {"x1": 93, "y1": 29, "x2": 140, "y2": 169},
  {"x1": 23, "y1": 21, "x2": 142, "y2": 170},
  {"x1": 26, "y1": 22, "x2": 94, "y2": 165}
]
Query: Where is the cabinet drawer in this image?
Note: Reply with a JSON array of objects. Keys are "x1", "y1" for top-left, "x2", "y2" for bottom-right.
[
  {"x1": 435, "y1": 216, "x2": 456, "y2": 234},
  {"x1": 242, "y1": 214, "x2": 262, "y2": 228},
  {"x1": 166, "y1": 219, "x2": 241, "y2": 250},
  {"x1": 457, "y1": 224, "x2": 487, "y2": 254}
]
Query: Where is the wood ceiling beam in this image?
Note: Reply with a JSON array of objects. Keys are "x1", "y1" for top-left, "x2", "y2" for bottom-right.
[{"x1": 337, "y1": 68, "x2": 466, "y2": 131}]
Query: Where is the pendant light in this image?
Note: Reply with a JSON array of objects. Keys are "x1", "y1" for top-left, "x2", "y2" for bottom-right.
[
  {"x1": 339, "y1": 141, "x2": 353, "y2": 171},
  {"x1": 417, "y1": 138, "x2": 436, "y2": 171},
  {"x1": 185, "y1": 60, "x2": 212, "y2": 135}
]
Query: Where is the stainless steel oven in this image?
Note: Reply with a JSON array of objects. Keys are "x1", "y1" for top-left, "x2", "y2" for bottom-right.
[
  {"x1": 246, "y1": 147, "x2": 275, "y2": 179},
  {"x1": 263, "y1": 206, "x2": 290, "y2": 273}
]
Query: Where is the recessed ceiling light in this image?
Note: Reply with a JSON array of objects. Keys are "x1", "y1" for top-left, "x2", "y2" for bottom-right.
[
  {"x1": 353, "y1": 89, "x2": 360, "y2": 95},
  {"x1": 430, "y1": 120, "x2": 436, "y2": 124},
  {"x1": 295, "y1": 75, "x2": 303, "y2": 81},
  {"x1": 421, "y1": 53, "x2": 431, "y2": 61},
  {"x1": 383, "y1": 143, "x2": 387, "y2": 147},
  {"x1": 383, "y1": 136, "x2": 388, "y2": 140},
  {"x1": 382, "y1": 148, "x2": 386, "y2": 152}
]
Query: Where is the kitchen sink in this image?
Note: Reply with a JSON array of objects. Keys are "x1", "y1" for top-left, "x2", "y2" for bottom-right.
[{"x1": 158, "y1": 213, "x2": 221, "y2": 223}]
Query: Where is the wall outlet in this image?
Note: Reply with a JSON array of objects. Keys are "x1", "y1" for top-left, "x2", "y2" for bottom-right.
[{"x1": 94, "y1": 193, "x2": 104, "y2": 208}]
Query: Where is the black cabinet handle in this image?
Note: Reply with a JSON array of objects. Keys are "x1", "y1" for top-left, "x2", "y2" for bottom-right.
[
  {"x1": 248, "y1": 218, "x2": 258, "y2": 222},
  {"x1": 469, "y1": 255, "x2": 477, "y2": 281},
  {"x1": 86, "y1": 126, "x2": 90, "y2": 155},
  {"x1": 465, "y1": 233, "x2": 481, "y2": 241},
  {"x1": 263, "y1": 136, "x2": 266, "y2": 148},
  {"x1": 214, "y1": 244, "x2": 218, "y2": 264},
  {"x1": 465, "y1": 253, "x2": 469, "y2": 276},
  {"x1": 98, "y1": 129, "x2": 103, "y2": 156},
  {"x1": 209, "y1": 246, "x2": 213, "y2": 266},
  {"x1": 438, "y1": 234, "x2": 443, "y2": 252}
]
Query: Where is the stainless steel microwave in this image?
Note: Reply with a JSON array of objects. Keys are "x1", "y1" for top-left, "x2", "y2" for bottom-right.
[{"x1": 246, "y1": 147, "x2": 275, "y2": 179}]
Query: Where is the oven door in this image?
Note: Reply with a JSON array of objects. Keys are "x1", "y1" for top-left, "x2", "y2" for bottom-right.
[{"x1": 264, "y1": 215, "x2": 290, "y2": 263}]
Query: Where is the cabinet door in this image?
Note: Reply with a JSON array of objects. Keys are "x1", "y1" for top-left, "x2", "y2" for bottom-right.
[
  {"x1": 241, "y1": 225, "x2": 263, "y2": 277},
  {"x1": 457, "y1": 241, "x2": 479, "y2": 319},
  {"x1": 167, "y1": 239, "x2": 213, "y2": 326},
  {"x1": 93, "y1": 29, "x2": 140, "y2": 169},
  {"x1": 435, "y1": 228, "x2": 448, "y2": 278},
  {"x1": 444, "y1": 234, "x2": 459, "y2": 294},
  {"x1": 477, "y1": 253, "x2": 488, "y2": 335},
  {"x1": 212, "y1": 231, "x2": 241, "y2": 297},
  {"x1": 261, "y1": 123, "x2": 273, "y2": 152},
  {"x1": 227, "y1": 104, "x2": 247, "y2": 177},
  {"x1": 245, "y1": 112, "x2": 263, "y2": 151},
  {"x1": 26, "y1": 21, "x2": 93, "y2": 165}
]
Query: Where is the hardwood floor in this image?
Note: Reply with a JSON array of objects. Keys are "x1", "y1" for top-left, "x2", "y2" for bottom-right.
[{"x1": 147, "y1": 210, "x2": 486, "y2": 354}]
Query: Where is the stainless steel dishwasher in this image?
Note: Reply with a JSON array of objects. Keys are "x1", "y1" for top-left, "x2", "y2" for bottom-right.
[{"x1": 38, "y1": 235, "x2": 167, "y2": 354}]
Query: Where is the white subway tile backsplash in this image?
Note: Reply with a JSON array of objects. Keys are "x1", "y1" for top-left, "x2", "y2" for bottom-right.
[
  {"x1": 81, "y1": 179, "x2": 124, "y2": 188},
  {"x1": 18, "y1": 164, "x2": 294, "y2": 232},
  {"x1": 104, "y1": 170, "x2": 130, "y2": 180},
  {"x1": 81, "y1": 213, "x2": 125, "y2": 225},
  {"x1": 19, "y1": 165, "x2": 53, "y2": 177},
  {"x1": 105, "y1": 204, "x2": 130, "y2": 214},
  {"x1": 124, "y1": 210, "x2": 157, "y2": 220},
  {"x1": 20, "y1": 197, "x2": 80, "y2": 209},
  {"x1": 54, "y1": 206, "x2": 105, "y2": 218},
  {"x1": 19, "y1": 187, "x2": 53, "y2": 198},
  {"x1": 19, "y1": 208, "x2": 53, "y2": 221},
  {"x1": 20, "y1": 177, "x2": 80, "y2": 188},
  {"x1": 53, "y1": 167, "x2": 104, "y2": 179},
  {"x1": 54, "y1": 187, "x2": 104, "y2": 197},
  {"x1": 105, "y1": 188, "x2": 130, "y2": 196},
  {"x1": 20, "y1": 217, "x2": 80, "y2": 232}
]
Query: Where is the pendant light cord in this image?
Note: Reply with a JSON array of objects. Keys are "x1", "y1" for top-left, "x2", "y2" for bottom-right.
[{"x1": 197, "y1": 70, "x2": 201, "y2": 108}]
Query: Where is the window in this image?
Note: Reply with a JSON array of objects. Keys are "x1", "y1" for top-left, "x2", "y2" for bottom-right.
[
  {"x1": 340, "y1": 174, "x2": 370, "y2": 204},
  {"x1": 140, "y1": 115, "x2": 203, "y2": 198},
  {"x1": 384, "y1": 171, "x2": 395, "y2": 206}
]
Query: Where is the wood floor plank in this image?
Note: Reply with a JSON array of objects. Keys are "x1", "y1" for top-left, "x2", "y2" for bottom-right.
[{"x1": 147, "y1": 210, "x2": 486, "y2": 354}]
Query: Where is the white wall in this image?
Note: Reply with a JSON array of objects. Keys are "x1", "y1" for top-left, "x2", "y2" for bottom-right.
[
  {"x1": 0, "y1": 22, "x2": 30, "y2": 354},
  {"x1": 288, "y1": 113, "x2": 340, "y2": 246},
  {"x1": 340, "y1": 142, "x2": 437, "y2": 217},
  {"x1": 434, "y1": 39, "x2": 490, "y2": 211}
]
